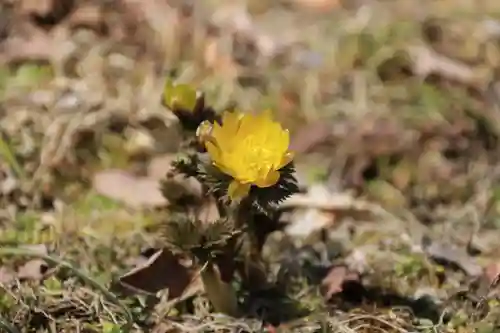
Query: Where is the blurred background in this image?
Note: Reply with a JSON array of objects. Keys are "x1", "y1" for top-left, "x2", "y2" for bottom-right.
[{"x1": 3, "y1": 0, "x2": 500, "y2": 332}]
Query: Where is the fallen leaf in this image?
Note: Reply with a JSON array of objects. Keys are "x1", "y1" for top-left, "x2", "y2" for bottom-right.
[
  {"x1": 15, "y1": 244, "x2": 49, "y2": 281},
  {"x1": 424, "y1": 240, "x2": 482, "y2": 277},
  {"x1": 17, "y1": 259, "x2": 48, "y2": 281},
  {"x1": 116, "y1": 248, "x2": 199, "y2": 300},
  {"x1": 0, "y1": 267, "x2": 15, "y2": 284},
  {"x1": 92, "y1": 169, "x2": 167, "y2": 208},
  {"x1": 321, "y1": 265, "x2": 360, "y2": 299}
]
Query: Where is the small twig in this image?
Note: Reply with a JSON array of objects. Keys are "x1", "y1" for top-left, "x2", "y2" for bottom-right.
[{"x1": 0, "y1": 247, "x2": 134, "y2": 332}]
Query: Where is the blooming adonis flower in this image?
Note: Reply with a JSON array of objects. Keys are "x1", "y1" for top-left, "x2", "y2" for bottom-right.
[{"x1": 204, "y1": 109, "x2": 294, "y2": 200}]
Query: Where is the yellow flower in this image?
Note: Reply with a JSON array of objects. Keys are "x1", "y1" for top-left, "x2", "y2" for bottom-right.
[
  {"x1": 163, "y1": 80, "x2": 197, "y2": 112},
  {"x1": 205, "y1": 109, "x2": 294, "y2": 200}
]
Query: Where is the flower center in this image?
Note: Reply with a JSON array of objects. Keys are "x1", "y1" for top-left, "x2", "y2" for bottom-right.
[{"x1": 234, "y1": 135, "x2": 276, "y2": 177}]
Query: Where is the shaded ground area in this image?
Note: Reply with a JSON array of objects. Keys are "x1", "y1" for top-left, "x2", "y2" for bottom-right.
[{"x1": 3, "y1": 0, "x2": 500, "y2": 332}]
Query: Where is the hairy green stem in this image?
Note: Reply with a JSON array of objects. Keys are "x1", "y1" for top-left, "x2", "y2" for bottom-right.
[{"x1": 200, "y1": 262, "x2": 239, "y2": 317}]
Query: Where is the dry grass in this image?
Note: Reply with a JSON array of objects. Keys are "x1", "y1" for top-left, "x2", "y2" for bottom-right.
[{"x1": 2, "y1": 0, "x2": 500, "y2": 332}]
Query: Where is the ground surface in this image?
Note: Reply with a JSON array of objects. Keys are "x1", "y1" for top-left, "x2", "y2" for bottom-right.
[{"x1": 3, "y1": 0, "x2": 500, "y2": 332}]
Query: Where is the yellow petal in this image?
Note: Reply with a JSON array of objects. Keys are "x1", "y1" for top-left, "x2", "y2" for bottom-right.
[
  {"x1": 254, "y1": 170, "x2": 280, "y2": 188},
  {"x1": 277, "y1": 151, "x2": 294, "y2": 169},
  {"x1": 252, "y1": 110, "x2": 272, "y2": 133},
  {"x1": 228, "y1": 181, "x2": 251, "y2": 201},
  {"x1": 211, "y1": 122, "x2": 233, "y2": 152},
  {"x1": 278, "y1": 129, "x2": 290, "y2": 152},
  {"x1": 205, "y1": 141, "x2": 221, "y2": 161},
  {"x1": 221, "y1": 111, "x2": 243, "y2": 134},
  {"x1": 257, "y1": 109, "x2": 273, "y2": 121}
]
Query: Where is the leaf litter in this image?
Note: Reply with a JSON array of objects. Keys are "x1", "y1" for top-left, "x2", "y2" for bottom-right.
[{"x1": 3, "y1": 0, "x2": 500, "y2": 332}]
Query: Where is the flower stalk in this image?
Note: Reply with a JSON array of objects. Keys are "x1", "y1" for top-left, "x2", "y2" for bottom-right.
[
  {"x1": 200, "y1": 261, "x2": 239, "y2": 316},
  {"x1": 160, "y1": 83, "x2": 299, "y2": 317}
]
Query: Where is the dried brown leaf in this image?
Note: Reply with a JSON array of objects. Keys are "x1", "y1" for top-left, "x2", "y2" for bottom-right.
[
  {"x1": 117, "y1": 248, "x2": 198, "y2": 299},
  {"x1": 15, "y1": 244, "x2": 49, "y2": 281},
  {"x1": 17, "y1": 259, "x2": 48, "y2": 281},
  {"x1": 321, "y1": 265, "x2": 360, "y2": 299}
]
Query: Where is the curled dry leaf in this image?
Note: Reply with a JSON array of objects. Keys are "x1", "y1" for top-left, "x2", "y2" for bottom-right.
[
  {"x1": 321, "y1": 265, "x2": 360, "y2": 299},
  {"x1": 116, "y1": 248, "x2": 199, "y2": 300},
  {"x1": 92, "y1": 169, "x2": 167, "y2": 208}
]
